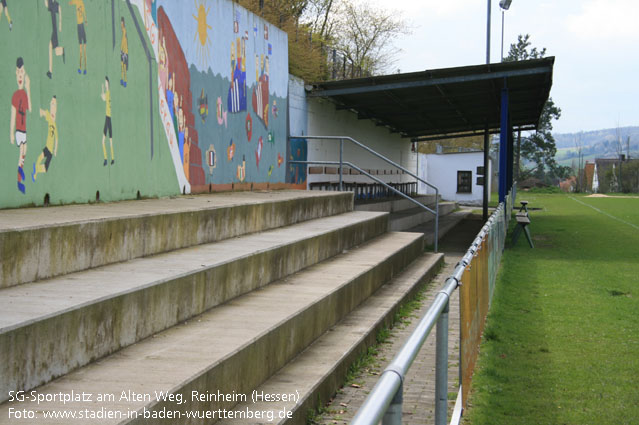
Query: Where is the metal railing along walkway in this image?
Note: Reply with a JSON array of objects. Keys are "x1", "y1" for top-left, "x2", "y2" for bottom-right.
[
  {"x1": 350, "y1": 188, "x2": 515, "y2": 425},
  {"x1": 289, "y1": 136, "x2": 441, "y2": 252}
]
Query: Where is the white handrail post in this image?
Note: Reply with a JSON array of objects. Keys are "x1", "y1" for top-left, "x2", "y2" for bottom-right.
[
  {"x1": 382, "y1": 382, "x2": 403, "y2": 425},
  {"x1": 435, "y1": 299, "x2": 449, "y2": 425},
  {"x1": 339, "y1": 138, "x2": 344, "y2": 191}
]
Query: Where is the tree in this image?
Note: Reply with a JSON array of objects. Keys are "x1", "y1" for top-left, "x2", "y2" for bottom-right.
[
  {"x1": 237, "y1": 0, "x2": 331, "y2": 81},
  {"x1": 237, "y1": 0, "x2": 408, "y2": 81},
  {"x1": 303, "y1": 0, "x2": 339, "y2": 41},
  {"x1": 504, "y1": 35, "x2": 569, "y2": 183},
  {"x1": 332, "y1": 0, "x2": 409, "y2": 77}
]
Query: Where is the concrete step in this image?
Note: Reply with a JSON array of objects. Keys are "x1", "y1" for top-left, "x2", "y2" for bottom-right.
[
  {"x1": 0, "y1": 211, "x2": 387, "y2": 402},
  {"x1": 0, "y1": 191, "x2": 353, "y2": 289},
  {"x1": 389, "y1": 201, "x2": 457, "y2": 231},
  {"x1": 0, "y1": 232, "x2": 424, "y2": 424},
  {"x1": 408, "y1": 210, "x2": 473, "y2": 246},
  {"x1": 218, "y1": 252, "x2": 445, "y2": 425},
  {"x1": 355, "y1": 194, "x2": 438, "y2": 213}
]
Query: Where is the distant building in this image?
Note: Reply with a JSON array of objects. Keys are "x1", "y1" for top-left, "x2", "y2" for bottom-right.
[
  {"x1": 583, "y1": 157, "x2": 639, "y2": 193},
  {"x1": 418, "y1": 151, "x2": 491, "y2": 206}
]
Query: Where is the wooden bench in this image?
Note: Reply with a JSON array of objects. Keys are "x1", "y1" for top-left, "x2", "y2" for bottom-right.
[{"x1": 512, "y1": 208, "x2": 534, "y2": 248}]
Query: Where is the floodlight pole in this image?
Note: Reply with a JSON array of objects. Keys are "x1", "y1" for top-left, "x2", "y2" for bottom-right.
[
  {"x1": 499, "y1": 0, "x2": 512, "y2": 61},
  {"x1": 483, "y1": 1, "x2": 491, "y2": 221},
  {"x1": 501, "y1": 10, "x2": 505, "y2": 61},
  {"x1": 486, "y1": 0, "x2": 491, "y2": 64}
]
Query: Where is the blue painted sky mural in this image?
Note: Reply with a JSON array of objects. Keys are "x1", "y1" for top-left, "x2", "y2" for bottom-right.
[{"x1": 154, "y1": 0, "x2": 288, "y2": 188}]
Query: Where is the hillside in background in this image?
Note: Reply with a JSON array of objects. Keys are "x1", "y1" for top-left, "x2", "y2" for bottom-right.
[{"x1": 554, "y1": 126, "x2": 639, "y2": 167}]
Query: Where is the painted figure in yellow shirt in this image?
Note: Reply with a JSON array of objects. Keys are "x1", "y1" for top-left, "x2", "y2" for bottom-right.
[
  {"x1": 120, "y1": 17, "x2": 128, "y2": 87},
  {"x1": 69, "y1": 0, "x2": 87, "y2": 74},
  {"x1": 0, "y1": 0, "x2": 13, "y2": 31},
  {"x1": 101, "y1": 76, "x2": 114, "y2": 166},
  {"x1": 32, "y1": 96, "x2": 59, "y2": 181}
]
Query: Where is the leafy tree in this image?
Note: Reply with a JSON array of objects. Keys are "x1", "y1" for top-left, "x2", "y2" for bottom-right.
[
  {"x1": 504, "y1": 35, "x2": 569, "y2": 183},
  {"x1": 332, "y1": 1, "x2": 409, "y2": 77},
  {"x1": 237, "y1": 0, "x2": 408, "y2": 81},
  {"x1": 237, "y1": 0, "x2": 330, "y2": 81}
]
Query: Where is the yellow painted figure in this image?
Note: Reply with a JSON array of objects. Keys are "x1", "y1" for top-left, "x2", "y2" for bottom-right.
[
  {"x1": 45, "y1": 0, "x2": 64, "y2": 79},
  {"x1": 33, "y1": 96, "x2": 59, "y2": 181},
  {"x1": 69, "y1": 0, "x2": 87, "y2": 74},
  {"x1": 101, "y1": 77, "x2": 114, "y2": 165},
  {"x1": 120, "y1": 17, "x2": 128, "y2": 87},
  {"x1": 0, "y1": 0, "x2": 13, "y2": 30}
]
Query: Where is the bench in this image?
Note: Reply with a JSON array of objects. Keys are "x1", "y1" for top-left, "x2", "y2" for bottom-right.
[
  {"x1": 307, "y1": 166, "x2": 417, "y2": 200},
  {"x1": 512, "y1": 202, "x2": 534, "y2": 248}
]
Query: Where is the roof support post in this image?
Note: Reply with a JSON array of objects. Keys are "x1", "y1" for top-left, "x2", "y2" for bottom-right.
[
  {"x1": 483, "y1": 128, "x2": 490, "y2": 221},
  {"x1": 507, "y1": 115, "x2": 514, "y2": 194},
  {"x1": 499, "y1": 85, "x2": 509, "y2": 203}
]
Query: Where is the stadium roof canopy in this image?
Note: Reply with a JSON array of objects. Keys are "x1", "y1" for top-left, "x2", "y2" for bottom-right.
[{"x1": 308, "y1": 57, "x2": 555, "y2": 142}]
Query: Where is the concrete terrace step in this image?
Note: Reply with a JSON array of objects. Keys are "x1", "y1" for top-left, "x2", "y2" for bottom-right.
[
  {"x1": 355, "y1": 195, "x2": 438, "y2": 214},
  {"x1": 389, "y1": 201, "x2": 457, "y2": 232},
  {"x1": 409, "y1": 210, "x2": 473, "y2": 246},
  {"x1": 218, "y1": 252, "x2": 445, "y2": 425},
  {"x1": 0, "y1": 232, "x2": 424, "y2": 424},
  {"x1": 0, "y1": 191, "x2": 353, "y2": 289},
  {"x1": 0, "y1": 211, "x2": 388, "y2": 403}
]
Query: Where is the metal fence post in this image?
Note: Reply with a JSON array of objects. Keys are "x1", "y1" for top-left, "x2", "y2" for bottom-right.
[
  {"x1": 382, "y1": 381, "x2": 403, "y2": 425},
  {"x1": 434, "y1": 192, "x2": 439, "y2": 252},
  {"x1": 339, "y1": 138, "x2": 344, "y2": 191},
  {"x1": 435, "y1": 299, "x2": 449, "y2": 425}
]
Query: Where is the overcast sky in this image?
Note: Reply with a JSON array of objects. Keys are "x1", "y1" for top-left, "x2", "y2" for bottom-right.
[{"x1": 376, "y1": 0, "x2": 639, "y2": 134}]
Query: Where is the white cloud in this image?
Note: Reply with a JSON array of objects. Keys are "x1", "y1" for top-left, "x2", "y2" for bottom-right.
[{"x1": 567, "y1": 0, "x2": 639, "y2": 41}]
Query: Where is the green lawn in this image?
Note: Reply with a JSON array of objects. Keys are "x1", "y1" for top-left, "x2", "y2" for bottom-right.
[{"x1": 463, "y1": 193, "x2": 639, "y2": 425}]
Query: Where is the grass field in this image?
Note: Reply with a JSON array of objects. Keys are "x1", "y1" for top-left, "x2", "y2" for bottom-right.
[{"x1": 463, "y1": 193, "x2": 639, "y2": 425}]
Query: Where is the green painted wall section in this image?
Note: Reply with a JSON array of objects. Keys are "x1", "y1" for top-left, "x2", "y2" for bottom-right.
[{"x1": 0, "y1": 0, "x2": 289, "y2": 209}]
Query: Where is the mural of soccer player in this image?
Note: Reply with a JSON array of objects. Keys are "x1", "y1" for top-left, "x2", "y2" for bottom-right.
[
  {"x1": 45, "y1": 0, "x2": 65, "y2": 79},
  {"x1": 120, "y1": 17, "x2": 128, "y2": 87},
  {"x1": 32, "y1": 96, "x2": 59, "y2": 181},
  {"x1": 182, "y1": 127, "x2": 190, "y2": 178},
  {"x1": 166, "y1": 72, "x2": 175, "y2": 120},
  {"x1": 69, "y1": 0, "x2": 87, "y2": 75},
  {"x1": 227, "y1": 37, "x2": 247, "y2": 113},
  {"x1": 10, "y1": 57, "x2": 31, "y2": 194},
  {"x1": 178, "y1": 105, "x2": 185, "y2": 162},
  {"x1": 173, "y1": 92, "x2": 180, "y2": 139},
  {"x1": 158, "y1": 35, "x2": 168, "y2": 90},
  {"x1": 101, "y1": 76, "x2": 114, "y2": 165},
  {"x1": 0, "y1": 0, "x2": 13, "y2": 30},
  {"x1": 252, "y1": 54, "x2": 269, "y2": 128}
]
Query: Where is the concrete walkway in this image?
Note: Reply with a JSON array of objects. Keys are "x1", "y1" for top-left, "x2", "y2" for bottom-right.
[{"x1": 317, "y1": 216, "x2": 485, "y2": 425}]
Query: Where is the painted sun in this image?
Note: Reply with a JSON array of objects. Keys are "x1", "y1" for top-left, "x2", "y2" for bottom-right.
[{"x1": 193, "y1": 0, "x2": 213, "y2": 68}]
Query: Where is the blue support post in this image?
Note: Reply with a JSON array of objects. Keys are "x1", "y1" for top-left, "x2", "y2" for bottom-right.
[
  {"x1": 499, "y1": 86, "x2": 509, "y2": 203},
  {"x1": 507, "y1": 118, "x2": 514, "y2": 192}
]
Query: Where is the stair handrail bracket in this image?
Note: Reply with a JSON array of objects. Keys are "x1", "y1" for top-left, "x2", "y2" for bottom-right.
[{"x1": 289, "y1": 135, "x2": 440, "y2": 252}]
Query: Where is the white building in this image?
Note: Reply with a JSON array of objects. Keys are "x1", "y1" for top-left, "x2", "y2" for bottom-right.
[{"x1": 418, "y1": 151, "x2": 491, "y2": 206}]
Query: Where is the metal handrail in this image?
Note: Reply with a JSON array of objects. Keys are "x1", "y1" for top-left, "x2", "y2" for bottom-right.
[
  {"x1": 291, "y1": 159, "x2": 436, "y2": 210},
  {"x1": 290, "y1": 135, "x2": 441, "y2": 251},
  {"x1": 349, "y1": 190, "x2": 513, "y2": 425}
]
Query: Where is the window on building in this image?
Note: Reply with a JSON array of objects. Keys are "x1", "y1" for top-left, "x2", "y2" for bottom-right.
[{"x1": 457, "y1": 170, "x2": 472, "y2": 193}]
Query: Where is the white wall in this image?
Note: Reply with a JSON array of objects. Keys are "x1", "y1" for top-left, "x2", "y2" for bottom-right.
[
  {"x1": 302, "y1": 94, "x2": 417, "y2": 186},
  {"x1": 288, "y1": 76, "x2": 308, "y2": 138},
  {"x1": 418, "y1": 152, "x2": 491, "y2": 205}
]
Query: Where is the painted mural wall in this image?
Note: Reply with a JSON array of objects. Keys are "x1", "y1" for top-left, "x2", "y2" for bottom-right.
[{"x1": 0, "y1": 0, "x2": 288, "y2": 209}]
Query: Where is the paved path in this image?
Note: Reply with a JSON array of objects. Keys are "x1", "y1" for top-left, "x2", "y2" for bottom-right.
[{"x1": 317, "y1": 216, "x2": 484, "y2": 425}]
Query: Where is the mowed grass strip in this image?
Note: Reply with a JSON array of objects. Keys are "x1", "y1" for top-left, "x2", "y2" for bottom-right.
[{"x1": 463, "y1": 194, "x2": 639, "y2": 425}]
